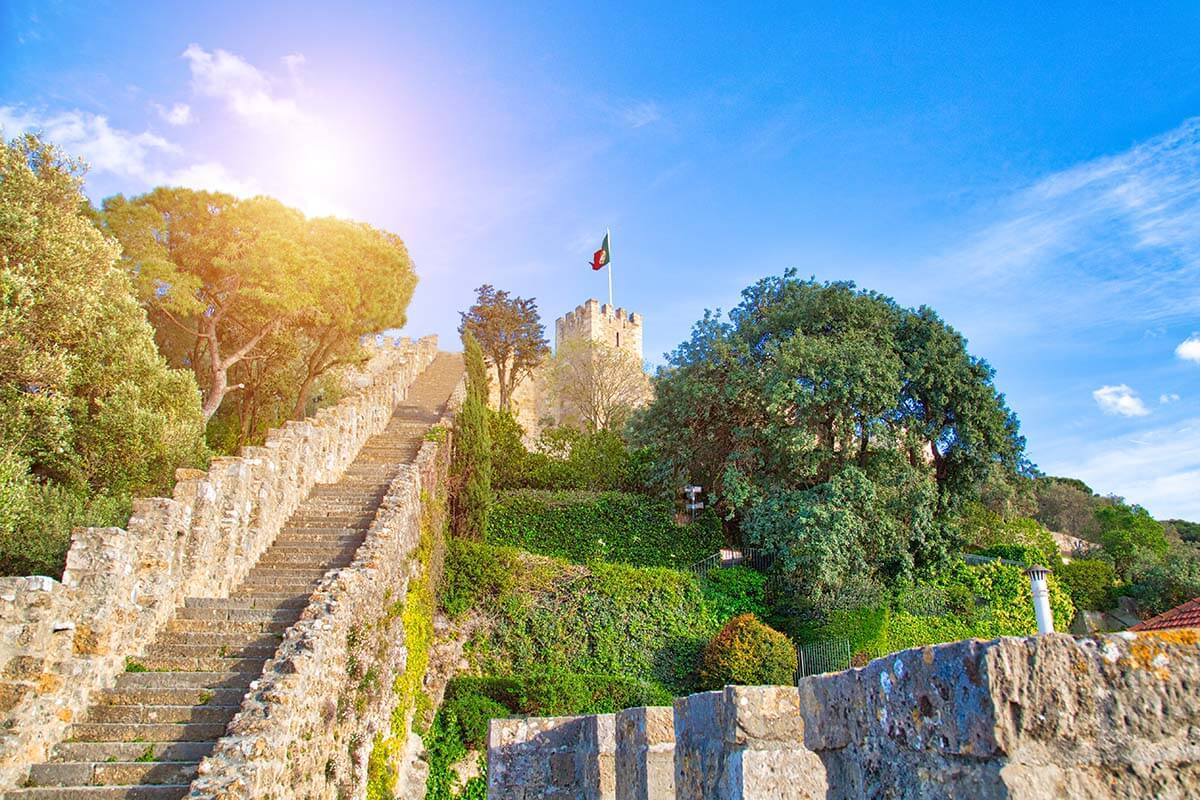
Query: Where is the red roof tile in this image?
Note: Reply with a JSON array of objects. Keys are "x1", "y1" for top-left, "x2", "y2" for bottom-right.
[{"x1": 1129, "y1": 596, "x2": 1200, "y2": 631}]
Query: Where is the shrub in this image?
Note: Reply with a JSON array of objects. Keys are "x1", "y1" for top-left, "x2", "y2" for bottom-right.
[
  {"x1": 701, "y1": 567, "x2": 768, "y2": 624},
  {"x1": 962, "y1": 505, "x2": 1061, "y2": 566},
  {"x1": 0, "y1": 449, "x2": 130, "y2": 576},
  {"x1": 886, "y1": 611, "x2": 977, "y2": 651},
  {"x1": 1127, "y1": 543, "x2": 1200, "y2": 617},
  {"x1": 1056, "y1": 559, "x2": 1117, "y2": 611},
  {"x1": 487, "y1": 489, "x2": 723, "y2": 569},
  {"x1": 440, "y1": 538, "x2": 520, "y2": 618},
  {"x1": 699, "y1": 614, "x2": 797, "y2": 689},
  {"x1": 489, "y1": 415, "x2": 651, "y2": 492},
  {"x1": 439, "y1": 690, "x2": 510, "y2": 751}
]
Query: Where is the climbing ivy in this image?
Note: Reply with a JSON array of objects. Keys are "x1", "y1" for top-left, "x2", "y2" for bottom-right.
[
  {"x1": 448, "y1": 541, "x2": 715, "y2": 695},
  {"x1": 487, "y1": 489, "x2": 724, "y2": 569}
]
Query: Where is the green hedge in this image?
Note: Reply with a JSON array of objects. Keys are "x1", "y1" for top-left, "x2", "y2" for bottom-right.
[
  {"x1": 446, "y1": 541, "x2": 715, "y2": 694},
  {"x1": 446, "y1": 672, "x2": 672, "y2": 718},
  {"x1": 487, "y1": 489, "x2": 724, "y2": 569},
  {"x1": 798, "y1": 559, "x2": 1077, "y2": 661},
  {"x1": 701, "y1": 566, "x2": 768, "y2": 625}
]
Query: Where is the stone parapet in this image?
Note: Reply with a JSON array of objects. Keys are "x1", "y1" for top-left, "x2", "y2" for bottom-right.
[
  {"x1": 799, "y1": 631, "x2": 1200, "y2": 799},
  {"x1": 0, "y1": 336, "x2": 438, "y2": 790},
  {"x1": 185, "y1": 374, "x2": 460, "y2": 798},
  {"x1": 487, "y1": 631, "x2": 1200, "y2": 799}
]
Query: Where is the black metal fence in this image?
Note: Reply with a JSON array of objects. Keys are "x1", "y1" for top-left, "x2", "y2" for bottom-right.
[
  {"x1": 687, "y1": 547, "x2": 772, "y2": 580},
  {"x1": 795, "y1": 638, "x2": 851, "y2": 680}
]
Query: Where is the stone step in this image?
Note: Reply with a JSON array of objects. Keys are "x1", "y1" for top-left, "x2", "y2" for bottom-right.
[
  {"x1": 273, "y1": 526, "x2": 369, "y2": 536},
  {"x1": 242, "y1": 567, "x2": 333, "y2": 579},
  {"x1": 153, "y1": 631, "x2": 280, "y2": 649},
  {"x1": 114, "y1": 672, "x2": 253, "y2": 691},
  {"x1": 286, "y1": 515, "x2": 373, "y2": 525},
  {"x1": 135, "y1": 655, "x2": 265, "y2": 673},
  {"x1": 270, "y1": 534, "x2": 362, "y2": 546},
  {"x1": 86, "y1": 703, "x2": 238, "y2": 725},
  {"x1": 68, "y1": 721, "x2": 229, "y2": 743},
  {"x1": 28, "y1": 760, "x2": 198, "y2": 788},
  {"x1": 51, "y1": 740, "x2": 215, "y2": 764},
  {"x1": 183, "y1": 595, "x2": 308, "y2": 611},
  {"x1": 253, "y1": 553, "x2": 357, "y2": 568},
  {"x1": 142, "y1": 643, "x2": 277, "y2": 661},
  {"x1": 175, "y1": 607, "x2": 301, "y2": 624},
  {"x1": 3, "y1": 785, "x2": 189, "y2": 799},
  {"x1": 96, "y1": 687, "x2": 246, "y2": 708},
  {"x1": 233, "y1": 581, "x2": 321, "y2": 595},
  {"x1": 162, "y1": 617, "x2": 291, "y2": 635}
]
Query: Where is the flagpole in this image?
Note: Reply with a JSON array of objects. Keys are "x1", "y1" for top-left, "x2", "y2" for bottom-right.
[{"x1": 607, "y1": 227, "x2": 613, "y2": 307}]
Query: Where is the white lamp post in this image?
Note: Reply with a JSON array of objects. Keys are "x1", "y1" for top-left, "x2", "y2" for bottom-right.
[{"x1": 1025, "y1": 565, "x2": 1054, "y2": 635}]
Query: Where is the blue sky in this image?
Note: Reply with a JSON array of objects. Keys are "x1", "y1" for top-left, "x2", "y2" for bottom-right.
[{"x1": 3, "y1": 1, "x2": 1199, "y2": 518}]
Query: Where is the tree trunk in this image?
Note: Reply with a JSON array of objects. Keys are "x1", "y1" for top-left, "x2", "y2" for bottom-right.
[
  {"x1": 291, "y1": 375, "x2": 316, "y2": 421},
  {"x1": 201, "y1": 318, "x2": 227, "y2": 421},
  {"x1": 496, "y1": 360, "x2": 510, "y2": 411},
  {"x1": 199, "y1": 318, "x2": 277, "y2": 421}
]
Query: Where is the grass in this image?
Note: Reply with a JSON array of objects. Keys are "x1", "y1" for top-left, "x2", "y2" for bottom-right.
[
  {"x1": 124, "y1": 659, "x2": 147, "y2": 673},
  {"x1": 134, "y1": 745, "x2": 156, "y2": 763}
]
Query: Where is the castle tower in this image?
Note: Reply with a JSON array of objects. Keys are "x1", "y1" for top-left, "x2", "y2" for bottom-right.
[{"x1": 554, "y1": 298, "x2": 643, "y2": 361}]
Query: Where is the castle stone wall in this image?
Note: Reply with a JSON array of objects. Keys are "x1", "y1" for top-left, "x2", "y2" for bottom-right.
[
  {"x1": 0, "y1": 336, "x2": 438, "y2": 789},
  {"x1": 487, "y1": 631, "x2": 1200, "y2": 799},
  {"x1": 186, "y1": 378, "x2": 462, "y2": 799}
]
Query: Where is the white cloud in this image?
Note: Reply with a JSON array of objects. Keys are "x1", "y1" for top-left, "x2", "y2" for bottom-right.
[
  {"x1": 1093, "y1": 384, "x2": 1151, "y2": 417},
  {"x1": 0, "y1": 105, "x2": 178, "y2": 181},
  {"x1": 1043, "y1": 417, "x2": 1200, "y2": 519},
  {"x1": 182, "y1": 44, "x2": 300, "y2": 124},
  {"x1": 154, "y1": 102, "x2": 193, "y2": 126},
  {"x1": 156, "y1": 161, "x2": 258, "y2": 197},
  {"x1": 622, "y1": 101, "x2": 661, "y2": 129},
  {"x1": 929, "y1": 117, "x2": 1200, "y2": 338},
  {"x1": 0, "y1": 105, "x2": 253, "y2": 196},
  {"x1": 1161, "y1": 393, "x2": 1181, "y2": 404},
  {"x1": 282, "y1": 53, "x2": 306, "y2": 76},
  {"x1": 1177, "y1": 334, "x2": 1200, "y2": 363}
]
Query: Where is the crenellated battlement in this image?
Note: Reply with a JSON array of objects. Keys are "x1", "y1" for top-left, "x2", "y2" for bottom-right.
[{"x1": 555, "y1": 297, "x2": 644, "y2": 359}]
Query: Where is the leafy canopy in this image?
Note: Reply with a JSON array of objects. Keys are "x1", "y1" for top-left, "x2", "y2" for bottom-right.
[
  {"x1": 0, "y1": 135, "x2": 206, "y2": 575},
  {"x1": 632, "y1": 272, "x2": 1024, "y2": 599},
  {"x1": 458, "y1": 284, "x2": 549, "y2": 412}
]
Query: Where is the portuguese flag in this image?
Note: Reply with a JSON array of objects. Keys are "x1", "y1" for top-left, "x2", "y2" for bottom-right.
[{"x1": 590, "y1": 231, "x2": 611, "y2": 271}]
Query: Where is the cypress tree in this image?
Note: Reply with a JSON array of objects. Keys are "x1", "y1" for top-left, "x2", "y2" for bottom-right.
[{"x1": 453, "y1": 331, "x2": 493, "y2": 536}]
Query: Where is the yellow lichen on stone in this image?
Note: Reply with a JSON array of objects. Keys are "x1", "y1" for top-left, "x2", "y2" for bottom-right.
[
  {"x1": 36, "y1": 673, "x2": 62, "y2": 693},
  {"x1": 1138, "y1": 628, "x2": 1200, "y2": 646},
  {"x1": 1125, "y1": 630, "x2": 1199, "y2": 679}
]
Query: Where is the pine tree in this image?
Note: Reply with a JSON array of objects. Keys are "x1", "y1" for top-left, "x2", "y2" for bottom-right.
[{"x1": 452, "y1": 331, "x2": 492, "y2": 536}]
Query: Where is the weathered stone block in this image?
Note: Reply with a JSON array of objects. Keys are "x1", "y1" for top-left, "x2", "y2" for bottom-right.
[
  {"x1": 488, "y1": 716, "x2": 589, "y2": 799},
  {"x1": 673, "y1": 685, "x2": 825, "y2": 800},
  {"x1": 616, "y1": 706, "x2": 675, "y2": 800}
]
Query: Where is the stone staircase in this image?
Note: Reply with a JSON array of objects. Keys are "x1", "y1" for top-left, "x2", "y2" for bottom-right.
[{"x1": 5, "y1": 353, "x2": 464, "y2": 799}]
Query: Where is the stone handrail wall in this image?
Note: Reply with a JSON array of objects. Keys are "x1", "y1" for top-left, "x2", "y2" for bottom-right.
[
  {"x1": 186, "y1": 378, "x2": 464, "y2": 799},
  {"x1": 488, "y1": 631, "x2": 1200, "y2": 799},
  {"x1": 0, "y1": 335, "x2": 438, "y2": 789}
]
